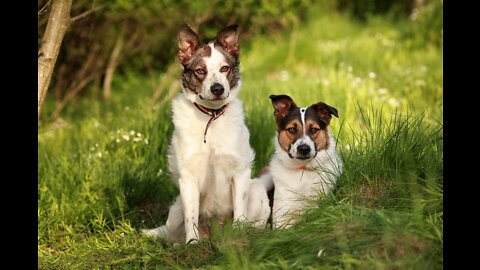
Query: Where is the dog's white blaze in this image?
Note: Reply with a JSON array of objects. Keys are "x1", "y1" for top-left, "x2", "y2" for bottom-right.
[
  {"x1": 289, "y1": 107, "x2": 315, "y2": 158},
  {"x1": 202, "y1": 43, "x2": 230, "y2": 99},
  {"x1": 300, "y1": 107, "x2": 307, "y2": 134}
]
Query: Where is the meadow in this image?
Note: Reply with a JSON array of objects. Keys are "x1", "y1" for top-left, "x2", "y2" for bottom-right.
[{"x1": 38, "y1": 7, "x2": 443, "y2": 269}]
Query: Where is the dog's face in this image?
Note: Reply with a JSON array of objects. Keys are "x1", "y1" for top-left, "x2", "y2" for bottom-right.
[
  {"x1": 177, "y1": 24, "x2": 241, "y2": 108},
  {"x1": 270, "y1": 95, "x2": 339, "y2": 160}
]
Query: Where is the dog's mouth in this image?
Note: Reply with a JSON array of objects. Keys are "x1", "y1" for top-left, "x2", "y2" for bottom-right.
[
  {"x1": 199, "y1": 92, "x2": 230, "y2": 101},
  {"x1": 289, "y1": 151, "x2": 318, "y2": 161}
]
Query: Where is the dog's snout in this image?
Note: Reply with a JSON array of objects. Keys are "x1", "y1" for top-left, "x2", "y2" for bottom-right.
[
  {"x1": 297, "y1": 144, "x2": 311, "y2": 156},
  {"x1": 210, "y1": 83, "x2": 224, "y2": 96}
]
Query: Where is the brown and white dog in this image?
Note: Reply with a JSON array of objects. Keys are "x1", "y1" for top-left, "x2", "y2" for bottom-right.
[
  {"x1": 142, "y1": 25, "x2": 268, "y2": 243},
  {"x1": 251, "y1": 95, "x2": 344, "y2": 229}
]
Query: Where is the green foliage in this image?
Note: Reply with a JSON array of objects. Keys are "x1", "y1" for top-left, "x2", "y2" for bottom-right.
[
  {"x1": 337, "y1": 0, "x2": 415, "y2": 21},
  {"x1": 38, "y1": 9, "x2": 442, "y2": 270},
  {"x1": 38, "y1": 0, "x2": 314, "y2": 116},
  {"x1": 404, "y1": 0, "x2": 443, "y2": 48}
]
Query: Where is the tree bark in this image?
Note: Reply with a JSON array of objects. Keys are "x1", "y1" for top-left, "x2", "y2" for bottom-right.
[
  {"x1": 103, "y1": 34, "x2": 124, "y2": 101},
  {"x1": 38, "y1": 0, "x2": 73, "y2": 118}
]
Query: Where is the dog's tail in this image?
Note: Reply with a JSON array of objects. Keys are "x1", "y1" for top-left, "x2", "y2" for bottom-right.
[{"x1": 141, "y1": 225, "x2": 169, "y2": 239}]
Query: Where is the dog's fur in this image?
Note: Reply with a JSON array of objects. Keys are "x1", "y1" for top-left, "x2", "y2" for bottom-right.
[
  {"x1": 251, "y1": 95, "x2": 344, "y2": 229},
  {"x1": 143, "y1": 24, "x2": 269, "y2": 243}
]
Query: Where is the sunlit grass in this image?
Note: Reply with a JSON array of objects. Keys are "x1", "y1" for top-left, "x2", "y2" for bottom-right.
[{"x1": 38, "y1": 9, "x2": 442, "y2": 269}]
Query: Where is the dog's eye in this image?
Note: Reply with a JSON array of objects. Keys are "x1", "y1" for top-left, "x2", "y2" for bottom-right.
[
  {"x1": 220, "y1": 66, "x2": 230, "y2": 73},
  {"x1": 195, "y1": 68, "x2": 206, "y2": 75},
  {"x1": 310, "y1": 127, "x2": 319, "y2": 134},
  {"x1": 287, "y1": 127, "x2": 296, "y2": 134}
]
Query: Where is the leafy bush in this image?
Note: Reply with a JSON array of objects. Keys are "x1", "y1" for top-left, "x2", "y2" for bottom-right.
[{"x1": 337, "y1": 0, "x2": 416, "y2": 21}]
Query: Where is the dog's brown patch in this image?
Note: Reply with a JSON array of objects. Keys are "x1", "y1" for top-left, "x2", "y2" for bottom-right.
[
  {"x1": 305, "y1": 119, "x2": 329, "y2": 150},
  {"x1": 277, "y1": 119, "x2": 302, "y2": 152}
]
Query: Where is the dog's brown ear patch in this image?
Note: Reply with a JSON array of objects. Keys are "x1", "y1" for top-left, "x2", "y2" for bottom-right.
[
  {"x1": 215, "y1": 25, "x2": 240, "y2": 58},
  {"x1": 311, "y1": 102, "x2": 339, "y2": 125},
  {"x1": 269, "y1": 95, "x2": 297, "y2": 127},
  {"x1": 178, "y1": 24, "x2": 200, "y2": 64}
]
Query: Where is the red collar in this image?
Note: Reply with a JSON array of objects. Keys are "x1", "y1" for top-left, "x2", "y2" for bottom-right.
[
  {"x1": 193, "y1": 102, "x2": 228, "y2": 143},
  {"x1": 294, "y1": 165, "x2": 308, "y2": 171}
]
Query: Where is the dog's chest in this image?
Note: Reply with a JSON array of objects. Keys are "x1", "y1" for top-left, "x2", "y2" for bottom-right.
[
  {"x1": 169, "y1": 95, "x2": 253, "y2": 218},
  {"x1": 273, "y1": 169, "x2": 321, "y2": 197}
]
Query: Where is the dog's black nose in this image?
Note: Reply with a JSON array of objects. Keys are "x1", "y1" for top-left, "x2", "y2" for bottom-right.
[
  {"x1": 297, "y1": 144, "x2": 311, "y2": 156},
  {"x1": 210, "y1": 83, "x2": 224, "y2": 96}
]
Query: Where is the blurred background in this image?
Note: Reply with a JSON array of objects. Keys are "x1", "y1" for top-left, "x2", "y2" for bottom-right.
[{"x1": 37, "y1": 0, "x2": 442, "y2": 121}]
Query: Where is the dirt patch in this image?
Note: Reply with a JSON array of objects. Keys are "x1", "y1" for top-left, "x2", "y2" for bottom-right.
[
  {"x1": 350, "y1": 179, "x2": 392, "y2": 208},
  {"x1": 377, "y1": 233, "x2": 430, "y2": 259}
]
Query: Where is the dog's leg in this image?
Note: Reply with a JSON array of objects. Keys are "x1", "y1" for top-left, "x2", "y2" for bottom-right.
[
  {"x1": 232, "y1": 169, "x2": 251, "y2": 222},
  {"x1": 142, "y1": 196, "x2": 185, "y2": 243},
  {"x1": 165, "y1": 196, "x2": 186, "y2": 243},
  {"x1": 246, "y1": 180, "x2": 270, "y2": 227},
  {"x1": 179, "y1": 176, "x2": 200, "y2": 243}
]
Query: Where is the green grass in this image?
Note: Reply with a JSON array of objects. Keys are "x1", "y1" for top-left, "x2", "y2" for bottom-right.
[{"x1": 38, "y1": 8, "x2": 443, "y2": 270}]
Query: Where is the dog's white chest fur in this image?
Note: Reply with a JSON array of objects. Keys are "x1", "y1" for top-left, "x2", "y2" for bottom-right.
[{"x1": 168, "y1": 94, "x2": 254, "y2": 219}]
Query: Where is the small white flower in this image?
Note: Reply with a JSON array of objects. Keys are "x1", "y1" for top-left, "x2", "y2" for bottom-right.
[
  {"x1": 129, "y1": 130, "x2": 135, "y2": 135},
  {"x1": 116, "y1": 138, "x2": 121, "y2": 143},
  {"x1": 347, "y1": 66, "x2": 353, "y2": 73},
  {"x1": 136, "y1": 133, "x2": 142, "y2": 137},
  {"x1": 90, "y1": 147, "x2": 95, "y2": 152},
  {"x1": 122, "y1": 134, "x2": 130, "y2": 141},
  {"x1": 368, "y1": 72, "x2": 376, "y2": 79},
  {"x1": 133, "y1": 137, "x2": 142, "y2": 142},
  {"x1": 144, "y1": 139, "x2": 149, "y2": 144},
  {"x1": 388, "y1": 98, "x2": 400, "y2": 107},
  {"x1": 95, "y1": 143, "x2": 99, "y2": 147},
  {"x1": 378, "y1": 88, "x2": 389, "y2": 95},
  {"x1": 279, "y1": 70, "x2": 289, "y2": 81},
  {"x1": 317, "y1": 249, "x2": 324, "y2": 257},
  {"x1": 322, "y1": 79, "x2": 330, "y2": 86},
  {"x1": 96, "y1": 152, "x2": 102, "y2": 158}
]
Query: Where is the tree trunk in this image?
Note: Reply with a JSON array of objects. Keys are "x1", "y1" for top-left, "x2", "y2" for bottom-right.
[
  {"x1": 103, "y1": 34, "x2": 124, "y2": 101},
  {"x1": 38, "y1": 0, "x2": 73, "y2": 118}
]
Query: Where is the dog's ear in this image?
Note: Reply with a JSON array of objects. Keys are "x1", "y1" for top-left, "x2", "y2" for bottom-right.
[
  {"x1": 311, "y1": 102, "x2": 339, "y2": 125},
  {"x1": 215, "y1": 25, "x2": 240, "y2": 58},
  {"x1": 178, "y1": 24, "x2": 200, "y2": 64},
  {"x1": 269, "y1": 95, "x2": 297, "y2": 126}
]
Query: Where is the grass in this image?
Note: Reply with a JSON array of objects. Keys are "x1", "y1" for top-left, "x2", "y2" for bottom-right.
[{"x1": 38, "y1": 6, "x2": 443, "y2": 269}]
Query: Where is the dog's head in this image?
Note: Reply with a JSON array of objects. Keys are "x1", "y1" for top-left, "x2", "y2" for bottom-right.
[
  {"x1": 177, "y1": 24, "x2": 241, "y2": 109},
  {"x1": 269, "y1": 95, "x2": 339, "y2": 161}
]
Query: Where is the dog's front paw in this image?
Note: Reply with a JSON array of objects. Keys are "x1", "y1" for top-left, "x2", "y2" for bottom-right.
[
  {"x1": 234, "y1": 216, "x2": 248, "y2": 224},
  {"x1": 186, "y1": 238, "x2": 200, "y2": 244},
  {"x1": 141, "y1": 226, "x2": 168, "y2": 239}
]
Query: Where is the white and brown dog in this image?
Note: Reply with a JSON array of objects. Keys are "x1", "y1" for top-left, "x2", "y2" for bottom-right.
[
  {"x1": 143, "y1": 25, "x2": 268, "y2": 243},
  {"x1": 252, "y1": 95, "x2": 344, "y2": 229}
]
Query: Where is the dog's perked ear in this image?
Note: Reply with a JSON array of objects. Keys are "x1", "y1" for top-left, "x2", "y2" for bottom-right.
[
  {"x1": 269, "y1": 95, "x2": 298, "y2": 127},
  {"x1": 177, "y1": 24, "x2": 200, "y2": 64},
  {"x1": 311, "y1": 102, "x2": 339, "y2": 125},
  {"x1": 215, "y1": 25, "x2": 240, "y2": 58}
]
